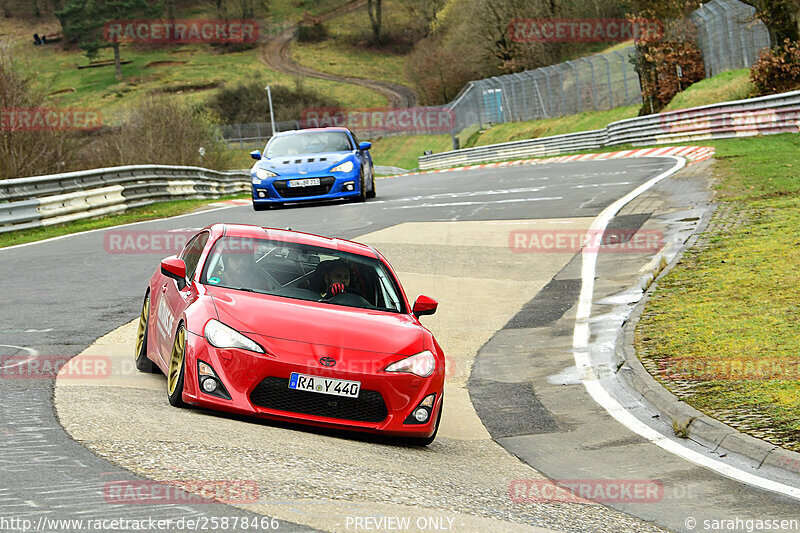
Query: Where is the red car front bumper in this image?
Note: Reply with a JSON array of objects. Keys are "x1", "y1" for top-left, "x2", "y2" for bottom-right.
[{"x1": 181, "y1": 332, "x2": 444, "y2": 438}]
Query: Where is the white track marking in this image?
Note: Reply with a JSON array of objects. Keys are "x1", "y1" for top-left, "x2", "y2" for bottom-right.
[
  {"x1": 0, "y1": 345, "x2": 39, "y2": 370},
  {"x1": 370, "y1": 186, "x2": 549, "y2": 204},
  {"x1": 573, "y1": 155, "x2": 800, "y2": 501},
  {"x1": 0, "y1": 204, "x2": 243, "y2": 252},
  {"x1": 572, "y1": 182, "x2": 631, "y2": 189},
  {"x1": 386, "y1": 197, "x2": 563, "y2": 209}
]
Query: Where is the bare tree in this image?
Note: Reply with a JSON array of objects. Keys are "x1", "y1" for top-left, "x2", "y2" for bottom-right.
[
  {"x1": 742, "y1": 0, "x2": 800, "y2": 42},
  {"x1": 0, "y1": 49, "x2": 78, "y2": 178},
  {"x1": 215, "y1": 0, "x2": 269, "y2": 19},
  {"x1": 401, "y1": 0, "x2": 445, "y2": 37},
  {"x1": 367, "y1": 0, "x2": 382, "y2": 43}
]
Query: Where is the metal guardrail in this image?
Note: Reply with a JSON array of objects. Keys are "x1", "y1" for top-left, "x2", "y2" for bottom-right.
[
  {"x1": 4, "y1": 90, "x2": 799, "y2": 233},
  {"x1": 0, "y1": 165, "x2": 249, "y2": 234},
  {"x1": 419, "y1": 90, "x2": 800, "y2": 170},
  {"x1": 418, "y1": 130, "x2": 607, "y2": 170}
]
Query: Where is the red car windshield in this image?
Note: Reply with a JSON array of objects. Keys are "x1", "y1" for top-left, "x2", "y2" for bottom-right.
[{"x1": 201, "y1": 236, "x2": 405, "y2": 313}]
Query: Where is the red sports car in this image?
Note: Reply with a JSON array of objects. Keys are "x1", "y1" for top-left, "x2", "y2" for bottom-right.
[{"x1": 135, "y1": 223, "x2": 444, "y2": 445}]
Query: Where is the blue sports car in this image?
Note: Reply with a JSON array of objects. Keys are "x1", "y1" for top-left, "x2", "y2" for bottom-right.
[{"x1": 249, "y1": 127, "x2": 376, "y2": 210}]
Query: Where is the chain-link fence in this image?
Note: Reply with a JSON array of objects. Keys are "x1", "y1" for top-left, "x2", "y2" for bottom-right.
[
  {"x1": 445, "y1": 0, "x2": 769, "y2": 133},
  {"x1": 221, "y1": 107, "x2": 457, "y2": 148},
  {"x1": 221, "y1": 120, "x2": 303, "y2": 149},
  {"x1": 222, "y1": 0, "x2": 769, "y2": 147},
  {"x1": 689, "y1": 0, "x2": 770, "y2": 78},
  {"x1": 447, "y1": 47, "x2": 640, "y2": 133}
]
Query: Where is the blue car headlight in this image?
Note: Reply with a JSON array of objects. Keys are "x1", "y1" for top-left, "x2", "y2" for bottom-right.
[
  {"x1": 330, "y1": 161, "x2": 354, "y2": 173},
  {"x1": 255, "y1": 168, "x2": 278, "y2": 182}
]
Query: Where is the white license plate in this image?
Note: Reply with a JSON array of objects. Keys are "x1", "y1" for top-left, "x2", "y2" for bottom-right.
[
  {"x1": 288, "y1": 372, "x2": 360, "y2": 398},
  {"x1": 287, "y1": 178, "x2": 320, "y2": 188}
]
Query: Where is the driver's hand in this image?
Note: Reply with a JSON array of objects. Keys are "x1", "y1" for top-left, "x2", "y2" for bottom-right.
[{"x1": 329, "y1": 283, "x2": 346, "y2": 296}]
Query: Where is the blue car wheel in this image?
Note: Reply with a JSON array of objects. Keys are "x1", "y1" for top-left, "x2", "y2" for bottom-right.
[
  {"x1": 355, "y1": 168, "x2": 367, "y2": 202},
  {"x1": 366, "y1": 166, "x2": 376, "y2": 199}
]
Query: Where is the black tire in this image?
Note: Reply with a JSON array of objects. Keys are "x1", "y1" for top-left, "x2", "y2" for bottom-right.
[
  {"x1": 405, "y1": 397, "x2": 443, "y2": 446},
  {"x1": 167, "y1": 325, "x2": 187, "y2": 408},
  {"x1": 354, "y1": 169, "x2": 367, "y2": 202},
  {"x1": 366, "y1": 167, "x2": 376, "y2": 199},
  {"x1": 253, "y1": 202, "x2": 270, "y2": 211},
  {"x1": 134, "y1": 293, "x2": 158, "y2": 373}
]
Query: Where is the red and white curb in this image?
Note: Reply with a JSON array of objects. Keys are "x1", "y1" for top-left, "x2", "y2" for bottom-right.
[
  {"x1": 207, "y1": 199, "x2": 251, "y2": 207},
  {"x1": 381, "y1": 146, "x2": 715, "y2": 179}
]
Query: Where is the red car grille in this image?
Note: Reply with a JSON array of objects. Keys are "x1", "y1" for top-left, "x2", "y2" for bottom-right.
[{"x1": 250, "y1": 377, "x2": 388, "y2": 423}]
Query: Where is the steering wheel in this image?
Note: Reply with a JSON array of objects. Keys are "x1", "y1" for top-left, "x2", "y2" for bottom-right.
[{"x1": 326, "y1": 291, "x2": 374, "y2": 308}]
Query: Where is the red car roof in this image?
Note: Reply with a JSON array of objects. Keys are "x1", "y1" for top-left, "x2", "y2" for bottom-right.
[{"x1": 214, "y1": 223, "x2": 377, "y2": 258}]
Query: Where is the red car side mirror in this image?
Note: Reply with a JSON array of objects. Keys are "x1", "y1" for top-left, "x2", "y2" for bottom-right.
[
  {"x1": 161, "y1": 256, "x2": 187, "y2": 290},
  {"x1": 412, "y1": 295, "x2": 438, "y2": 318}
]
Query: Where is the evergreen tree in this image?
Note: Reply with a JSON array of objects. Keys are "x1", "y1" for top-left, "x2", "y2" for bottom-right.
[{"x1": 56, "y1": 0, "x2": 162, "y2": 80}]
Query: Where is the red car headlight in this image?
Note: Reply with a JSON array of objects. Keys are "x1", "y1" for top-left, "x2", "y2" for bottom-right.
[
  {"x1": 384, "y1": 350, "x2": 436, "y2": 378},
  {"x1": 204, "y1": 319, "x2": 264, "y2": 354}
]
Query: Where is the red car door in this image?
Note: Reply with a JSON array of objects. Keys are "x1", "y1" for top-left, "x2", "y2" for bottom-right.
[{"x1": 156, "y1": 231, "x2": 209, "y2": 363}]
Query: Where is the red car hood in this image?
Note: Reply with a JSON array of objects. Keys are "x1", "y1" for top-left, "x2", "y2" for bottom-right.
[{"x1": 207, "y1": 287, "x2": 423, "y2": 355}]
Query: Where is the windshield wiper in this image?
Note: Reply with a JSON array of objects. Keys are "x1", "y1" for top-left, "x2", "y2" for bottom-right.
[{"x1": 221, "y1": 286, "x2": 271, "y2": 294}]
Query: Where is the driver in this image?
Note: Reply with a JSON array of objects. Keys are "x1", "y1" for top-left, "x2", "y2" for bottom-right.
[
  {"x1": 221, "y1": 252, "x2": 271, "y2": 291},
  {"x1": 320, "y1": 259, "x2": 351, "y2": 298}
]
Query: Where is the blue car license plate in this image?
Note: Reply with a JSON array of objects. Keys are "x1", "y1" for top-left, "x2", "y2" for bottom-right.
[{"x1": 287, "y1": 178, "x2": 320, "y2": 188}]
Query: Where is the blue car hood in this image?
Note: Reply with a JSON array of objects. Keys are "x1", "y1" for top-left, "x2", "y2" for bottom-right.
[{"x1": 257, "y1": 152, "x2": 351, "y2": 176}]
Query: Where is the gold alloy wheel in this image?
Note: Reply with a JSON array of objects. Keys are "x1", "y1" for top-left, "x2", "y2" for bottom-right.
[
  {"x1": 167, "y1": 326, "x2": 186, "y2": 396},
  {"x1": 135, "y1": 296, "x2": 149, "y2": 357}
]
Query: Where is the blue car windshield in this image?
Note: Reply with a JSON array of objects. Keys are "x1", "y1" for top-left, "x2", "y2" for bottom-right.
[{"x1": 266, "y1": 132, "x2": 353, "y2": 158}]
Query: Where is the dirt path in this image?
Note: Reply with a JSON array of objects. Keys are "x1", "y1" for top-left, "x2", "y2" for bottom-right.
[{"x1": 260, "y1": 0, "x2": 417, "y2": 108}]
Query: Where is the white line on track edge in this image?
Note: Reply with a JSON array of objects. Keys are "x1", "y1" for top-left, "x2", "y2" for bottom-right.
[
  {"x1": 0, "y1": 170, "x2": 431, "y2": 253},
  {"x1": 573, "y1": 155, "x2": 800, "y2": 501},
  {"x1": 0, "y1": 203, "x2": 244, "y2": 252},
  {"x1": 0, "y1": 345, "x2": 39, "y2": 370}
]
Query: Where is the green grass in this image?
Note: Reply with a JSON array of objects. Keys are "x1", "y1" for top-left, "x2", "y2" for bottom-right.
[
  {"x1": 269, "y1": 0, "x2": 354, "y2": 22},
  {"x1": 371, "y1": 67, "x2": 759, "y2": 170},
  {"x1": 369, "y1": 134, "x2": 453, "y2": 171},
  {"x1": 472, "y1": 105, "x2": 640, "y2": 146},
  {"x1": 636, "y1": 133, "x2": 800, "y2": 450},
  {"x1": 13, "y1": 40, "x2": 381, "y2": 116},
  {"x1": 709, "y1": 135, "x2": 800, "y2": 200},
  {"x1": 369, "y1": 106, "x2": 640, "y2": 170},
  {"x1": 2, "y1": 2, "x2": 387, "y2": 118},
  {"x1": 289, "y1": 0, "x2": 415, "y2": 97},
  {"x1": 0, "y1": 194, "x2": 247, "y2": 249},
  {"x1": 663, "y1": 69, "x2": 753, "y2": 112},
  {"x1": 290, "y1": 39, "x2": 407, "y2": 90}
]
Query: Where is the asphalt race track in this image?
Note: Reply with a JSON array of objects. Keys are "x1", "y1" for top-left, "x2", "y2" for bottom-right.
[{"x1": 2, "y1": 159, "x2": 800, "y2": 533}]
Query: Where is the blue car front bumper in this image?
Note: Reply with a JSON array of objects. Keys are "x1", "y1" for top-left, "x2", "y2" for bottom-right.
[{"x1": 251, "y1": 171, "x2": 361, "y2": 205}]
